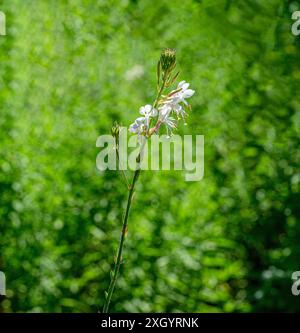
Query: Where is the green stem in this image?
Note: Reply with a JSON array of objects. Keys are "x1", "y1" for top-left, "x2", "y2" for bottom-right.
[
  {"x1": 116, "y1": 147, "x2": 130, "y2": 189},
  {"x1": 102, "y1": 168, "x2": 140, "y2": 313},
  {"x1": 153, "y1": 78, "x2": 167, "y2": 109},
  {"x1": 103, "y1": 77, "x2": 167, "y2": 313},
  {"x1": 148, "y1": 78, "x2": 167, "y2": 131}
]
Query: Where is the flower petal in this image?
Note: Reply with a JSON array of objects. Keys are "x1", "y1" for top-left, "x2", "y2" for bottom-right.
[
  {"x1": 129, "y1": 123, "x2": 138, "y2": 133},
  {"x1": 139, "y1": 106, "x2": 146, "y2": 115},
  {"x1": 159, "y1": 105, "x2": 171, "y2": 118},
  {"x1": 182, "y1": 89, "x2": 195, "y2": 98},
  {"x1": 144, "y1": 104, "x2": 152, "y2": 113},
  {"x1": 151, "y1": 108, "x2": 158, "y2": 117},
  {"x1": 178, "y1": 81, "x2": 189, "y2": 90},
  {"x1": 178, "y1": 80, "x2": 186, "y2": 88}
]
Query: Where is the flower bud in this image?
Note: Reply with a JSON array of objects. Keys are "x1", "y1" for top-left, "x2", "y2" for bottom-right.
[
  {"x1": 111, "y1": 121, "x2": 120, "y2": 146},
  {"x1": 160, "y1": 48, "x2": 176, "y2": 73},
  {"x1": 111, "y1": 121, "x2": 120, "y2": 138}
]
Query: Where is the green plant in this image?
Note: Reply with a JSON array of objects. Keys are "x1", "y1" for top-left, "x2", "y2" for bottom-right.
[{"x1": 102, "y1": 49, "x2": 195, "y2": 313}]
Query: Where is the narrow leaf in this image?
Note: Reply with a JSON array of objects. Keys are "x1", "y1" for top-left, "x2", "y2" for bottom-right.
[{"x1": 157, "y1": 60, "x2": 161, "y2": 86}]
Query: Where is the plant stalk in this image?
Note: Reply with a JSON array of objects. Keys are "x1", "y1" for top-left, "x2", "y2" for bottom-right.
[
  {"x1": 102, "y1": 168, "x2": 140, "y2": 313},
  {"x1": 103, "y1": 74, "x2": 168, "y2": 313}
]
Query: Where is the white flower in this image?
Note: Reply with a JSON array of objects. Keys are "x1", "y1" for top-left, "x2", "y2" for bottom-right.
[
  {"x1": 139, "y1": 104, "x2": 157, "y2": 126},
  {"x1": 129, "y1": 104, "x2": 157, "y2": 134},
  {"x1": 176, "y1": 80, "x2": 195, "y2": 102},
  {"x1": 161, "y1": 81, "x2": 195, "y2": 118},
  {"x1": 159, "y1": 104, "x2": 171, "y2": 119},
  {"x1": 159, "y1": 105, "x2": 177, "y2": 138},
  {"x1": 129, "y1": 116, "x2": 147, "y2": 134},
  {"x1": 171, "y1": 81, "x2": 194, "y2": 108},
  {"x1": 162, "y1": 99, "x2": 185, "y2": 118}
]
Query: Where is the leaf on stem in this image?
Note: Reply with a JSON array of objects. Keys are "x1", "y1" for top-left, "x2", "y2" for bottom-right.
[{"x1": 157, "y1": 60, "x2": 161, "y2": 89}]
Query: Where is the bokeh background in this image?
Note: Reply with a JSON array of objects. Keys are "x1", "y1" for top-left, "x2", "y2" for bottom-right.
[{"x1": 0, "y1": 0, "x2": 300, "y2": 312}]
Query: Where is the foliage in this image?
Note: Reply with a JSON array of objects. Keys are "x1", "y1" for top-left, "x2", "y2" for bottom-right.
[{"x1": 0, "y1": 0, "x2": 299, "y2": 312}]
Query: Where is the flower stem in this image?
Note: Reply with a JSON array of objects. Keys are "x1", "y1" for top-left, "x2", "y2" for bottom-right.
[
  {"x1": 153, "y1": 78, "x2": 167, "y2": 109},
  {"x1": 116, "y1": 147, "x2": 130, "y2": 190},
  {"x1": 102, "y1": 167, "x2": 140, "y2": 313},
  {"x1": 103, "y1": 75, "x2": 167, "y2": 313}
]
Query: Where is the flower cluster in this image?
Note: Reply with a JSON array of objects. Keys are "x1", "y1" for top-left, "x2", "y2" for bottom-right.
[
  {"x1": 128, "y1": 48, "x2": 194, "y2": 140},
  {"x1": 129, "y1": 80, "x2": 195, "y2": 139},
  {"x1": 158, "y1": 80, "x2": 195, "y2": 136}
]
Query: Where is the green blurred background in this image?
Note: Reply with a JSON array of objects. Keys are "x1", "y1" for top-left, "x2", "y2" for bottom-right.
[{"x1": 0, "y1": 0, "x2": 300, "y2": 312}]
